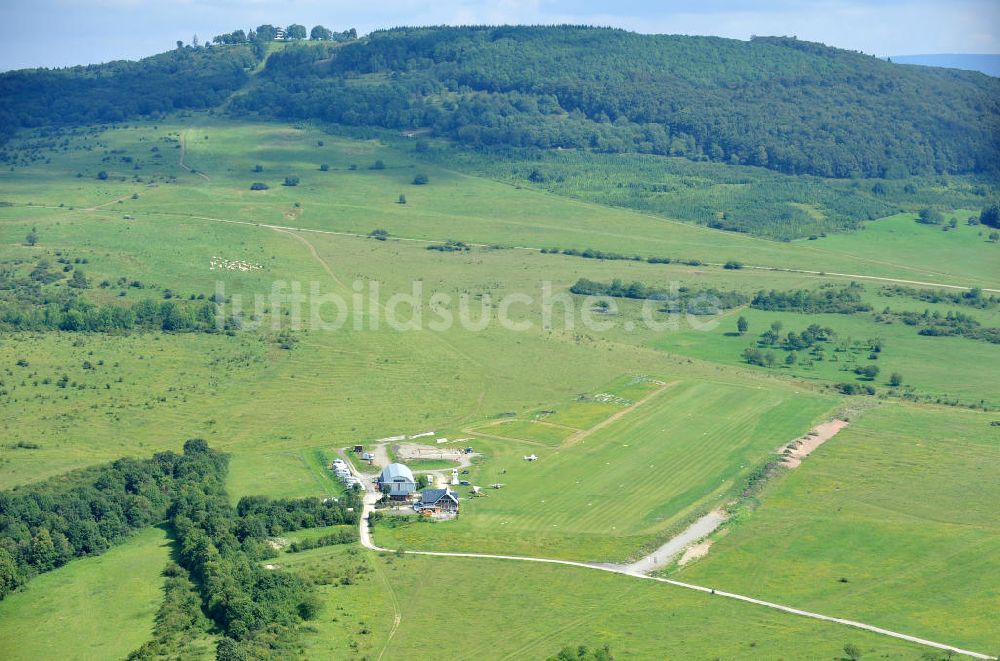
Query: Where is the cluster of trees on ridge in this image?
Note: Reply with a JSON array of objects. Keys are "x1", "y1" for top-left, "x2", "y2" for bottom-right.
[
  {"x1": 211, "y1": 24, "x2": 357, "y2": 45},
  {"x1": 0, "y1": 440, "x2": 359, "y2": 599}
]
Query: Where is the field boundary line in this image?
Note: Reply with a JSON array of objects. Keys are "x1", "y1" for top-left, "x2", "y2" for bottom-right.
[
  {"x1": 461, "y1": 429, "x2": 548, "y2": 447},
  {"x1": 178, "y1": 130, "x2": 211, "y2": 181},
  {"x1": 561, "y1": 381, "x2": 677, "y2": 449}
]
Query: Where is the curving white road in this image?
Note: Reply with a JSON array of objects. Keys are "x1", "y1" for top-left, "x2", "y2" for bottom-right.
[{"x1": 357, "y1": 494, "x2": 996, "y2": 660}]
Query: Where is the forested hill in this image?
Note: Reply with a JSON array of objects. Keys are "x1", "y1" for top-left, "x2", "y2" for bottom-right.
[
  {"x1": 237, "y1": 26, "x2": 999, "y2": 178},
  {"x1": 4, "y1": 25, "x2": 1000, "y2": 179},
  {"x1": 0, "y1": 45, "x2": 256, "y2": 140}
]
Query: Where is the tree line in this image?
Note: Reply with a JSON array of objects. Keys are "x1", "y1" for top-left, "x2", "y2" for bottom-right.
[
  {"x1": 0, "y1": 263, "x2": 220, "y2": 333},
  {"x1": 1, "y1": 439, "x2": 363, "y2": 658},
  {"x1": 0, "y1": 439, "x2": 220, "y2": 599},
  {"x1": 569, "y1": 277, "x2": 747, "y2": 313},
  {"x1": 750, "y1": 284, "x2": 873, "y2": 314}
]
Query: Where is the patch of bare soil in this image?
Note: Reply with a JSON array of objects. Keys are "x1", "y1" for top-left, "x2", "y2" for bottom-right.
[
  {"x1": 678, "y1": 540, "x2": 713, "y2": 566},
  {"x1": 780, "y1": 419, "x2": 849, "y2": 468}
]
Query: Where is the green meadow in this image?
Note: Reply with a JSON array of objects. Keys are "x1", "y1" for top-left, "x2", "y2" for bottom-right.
[
  {"x1": 375, "y1": 377, "x2": 837, "y2": 562},
  {"x1": 287, "y1": 546, "x2": 928, "y2": 659},
  {"x1": 0, "y1": 526, "x2": 172, "y2": 660},
  {"x1": 4, "y1": 120, "x2": 997, "y2": 287},
  {"x1": 655, "y1": 302, "x2": 1000, "y2": 408},
  {"x1": 678, "y1": 403, "x2": 1000, "y2": 653},
  {"x1": 1, "y1": 116, "x2": 997, "y2": 658}
]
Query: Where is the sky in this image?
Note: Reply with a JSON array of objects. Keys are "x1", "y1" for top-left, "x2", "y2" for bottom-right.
[{"x1": 0, "y1": 0, "x2": 998, "y2": 71}]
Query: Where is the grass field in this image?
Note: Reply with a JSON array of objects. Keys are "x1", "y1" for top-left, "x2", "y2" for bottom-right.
[
  {"x1": 1, "y1": 116, "x2": 997, "y2": 658},
  {"x1": 655, "y1": 303, "x2": 1000, "y2": 408},
  {"x1": 288, "y1": 549, "x2": 928, "y2": 659},
  {"x1": 467, "y1": 418, "x2": 578, "y2": 446},
  {"x1": 0, "y1": 525, "x2": 171, "y2": 660},
  {"x1": 375, "y1": 377, "x2": 837, "y2": 561},
  {"x1": 678, "y1": 403, "x2": 1000, "y2": 653},
  {"x1": 3, "y1": 119, "x2": 997, "y2": 287}
]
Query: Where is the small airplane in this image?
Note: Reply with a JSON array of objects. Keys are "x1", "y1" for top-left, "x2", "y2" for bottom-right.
[
  {"x1": 490, "y1": 483, "x2": 506, "y2": 489},
  {"x1": 523, "y1": 454, "x2": 538, "y2": 462}
]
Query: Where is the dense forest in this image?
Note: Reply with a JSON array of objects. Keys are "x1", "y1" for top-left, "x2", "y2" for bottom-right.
[
  {"x1": 235, "y1": 26, "x2": 1000, "y2": 178},
  {"x1": 0, "y1": 45, "x2": 255, "y2": 141},
  {"x1": 2, "y1": 25, "x2": 998, "y2": 180}
]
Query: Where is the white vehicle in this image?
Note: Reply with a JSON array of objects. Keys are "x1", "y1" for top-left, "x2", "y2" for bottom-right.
[{"x1": 523, "y1": 454, "x2": 538, "y2": 462}]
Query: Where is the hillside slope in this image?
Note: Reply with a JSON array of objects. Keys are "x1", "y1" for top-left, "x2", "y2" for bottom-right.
[
  {"x1": 1, "y1": 26, "x2": 998, "y2": 181},
  {"x1": 234, "y1": 26, "x2": 1000, "y2": 178}
]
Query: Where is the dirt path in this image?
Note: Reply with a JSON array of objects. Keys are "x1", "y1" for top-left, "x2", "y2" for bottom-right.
[
  {"x1": 372, "y1": 556, "x2": 402, "y2": 661},
  {"x1": 561, "y1": 382, "x2": 675, "y2": 449},
  {"x1": 62, "y1": 206, "x2": 997, "y2": 294},
  {"x1": 461, "y1": 429, "x2": 548, "y2": 447},
  {"x1": 780, "y1": 419, "x2": 849, "y2": 468},
  {"x1": 270, "y1": 226, "x2": 350, "y2": 290},
  {"x1": 617, "y1": 510, "x2": 727, "y2": 574},
  {"x1": 178, "y1": 131, "x2": 211, "y2": 182},
  {"x1": 273, "y1": 225, "x2": 492, "y2": 378},
  {"x1": 83, "y1": 193, "x2": 135, "y2": 212}
]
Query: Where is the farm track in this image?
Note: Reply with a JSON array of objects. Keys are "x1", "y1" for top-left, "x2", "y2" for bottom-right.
[
  {"x1": 28, "y1": 199, "x2": 993, "y2": 293},
  {"x1": 170, "y1": 210, "x2": 1000, "y2": 292},
  {"x1": 560, "y1": 381, "x2": 674, "y2": 449},
  {"x1": 269, "y1": 223, "x2": 492, "y2": 380},
  {"x1": 178, "y1": 130, "x2": 211, "y2": 182}
]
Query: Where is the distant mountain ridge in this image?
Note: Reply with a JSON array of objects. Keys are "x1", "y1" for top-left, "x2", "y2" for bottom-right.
[
  {"x1": 2, "y1": 26, "x2": 999, "y2": 179},
  {"x1": 890, "y1": 54, "x2": 1000, "y2": 77}
]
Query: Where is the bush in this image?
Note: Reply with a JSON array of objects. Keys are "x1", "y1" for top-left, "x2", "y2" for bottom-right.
[
  {"x1": 917, "y1": 208, "x2": 944, "y2": 225},
  {"x1": 412, "y1": 173, "x2": 429, "y2": 185},
  {"x1": 283, "y1": 176, "x2": 300, "y2": 187},
  {"x1": 249, "y1": 182, "x2": 269, "y2": 190},
  {"x1": 980, "y1": 202, "x2": 1000, "y2": 228}
]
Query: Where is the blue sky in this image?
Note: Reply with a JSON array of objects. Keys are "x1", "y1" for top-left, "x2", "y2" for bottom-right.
[{"x1": 0, "y1": 0, "x2": 997, "y2": 71}]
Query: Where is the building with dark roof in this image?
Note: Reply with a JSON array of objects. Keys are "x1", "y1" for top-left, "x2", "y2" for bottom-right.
[{"x1": 418, "y1": 488, "x2": 459, "y2": 513}]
